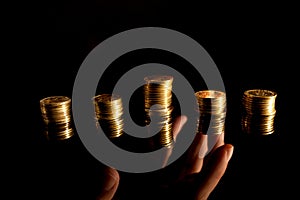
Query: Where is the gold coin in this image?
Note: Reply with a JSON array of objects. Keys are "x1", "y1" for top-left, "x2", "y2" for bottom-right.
[
  {"x1": 93, "y1": 94, "x2": 124, "y2": 138},
  {"x1": 144, "y1": 75, "x2": 174, "y2": 147},
  {"x1": 241, "y1": 89, "x2": 277, "y2": 135},
  {"x1": 39, "y1": 96, "x2": 74, "y2": 141},
  {"x1": 195, "y1": 90, "x2": 226, "y2": 135}
]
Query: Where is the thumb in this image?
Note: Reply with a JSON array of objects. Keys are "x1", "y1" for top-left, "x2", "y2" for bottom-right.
[{"x1": 96, "y1": 167, "x2": 120, "y2": 200}]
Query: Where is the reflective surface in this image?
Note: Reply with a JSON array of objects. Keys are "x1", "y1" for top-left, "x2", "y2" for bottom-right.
[{"x1": 8, "y1": 1, "x2": 297, "y2": 199}]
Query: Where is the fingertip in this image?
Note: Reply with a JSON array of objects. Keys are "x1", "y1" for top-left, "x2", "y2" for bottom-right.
[
  {"x1": 103, "y1": 168, "x2": 119, "y2": 191},
  {"x1": 224, "y1": 144, "x2": 234, "y2": 162},
  {"x1": 173, "y1": 115, "x2": 188, "y2": 141},
  {"x1": 107, "y1": 167, "x2": 120, "y2": 181},
  {"x1": 96, "y1": 167, "x2": 120, "y2": 200},
  {"x1": 180, "y1": 115, "x2": 188, "y2": 125}
]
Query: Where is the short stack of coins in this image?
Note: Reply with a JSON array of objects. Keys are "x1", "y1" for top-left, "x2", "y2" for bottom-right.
[
  {"x1": 93, "y1": 94, "x2": 124, "y2": 138},
  {"x1": 144, "y1": 75, "x2": 174, "y2": 148},
  {"x1": 195, "y1": 90, "x2": 227, "y2": 135},
  {"x1": 40, "y1": 96, "x2": 74, "y2": 140},
  {"x1": 242, "y1": 89, "x2": 277, "y2": 135}
]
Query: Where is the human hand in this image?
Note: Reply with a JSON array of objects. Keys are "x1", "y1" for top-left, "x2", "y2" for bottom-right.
[{"x1": 96, "y1": 115, "x2": 234, "y2": 200}]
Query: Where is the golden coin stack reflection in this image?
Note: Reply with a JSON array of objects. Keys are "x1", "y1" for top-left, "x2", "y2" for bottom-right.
[
  {"x1": 195, "y1": 90, "x2": 227, "y2": 135},
  {"x1": 93, "y1": 94, "x2": 124, "y2": 138},
  {"x1": 40, "y1": 96, "x2": 74, "y2": 140},
  {"x1": 242, "y1": 89, "x2": 277, "y2": 135},
  {"x1": 144, "y1": 75, "x2": 174, "y2": 147}
]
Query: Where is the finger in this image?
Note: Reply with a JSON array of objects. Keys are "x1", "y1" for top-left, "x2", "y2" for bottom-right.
[
  {"x1": 178, "y1": 129, "x2": 224, "y2": 178},
  {"x1": 96, "y1": 167, "x2": 120, "y2": 200},
  {"x1": 203, "y1": 132, "x2": 225, "y2": 167},
  {"x1": 172, "y1": 115, "x2": 188, "y2": 142},
  {"x1": 212, "y1": 131, "x2": 225, "y2": 150},
  {"x1": 161, "y1": 145, "x2": 174, "y2": 168},
  {"x1": 205, "y1": 132, "x2": 224, "y2": 157},
  {"x1": 178, "y1": 133, "x2": 207, "y2": 180},
  {"x1": 195, "y1": 144, "x2": 234, "y2": 200},
  {"x1": 161, "y1": 115, "x2": 188, "y2": 168},
  {"x1": 179, "y1": 126, "x2": 224, "y2": 177}
]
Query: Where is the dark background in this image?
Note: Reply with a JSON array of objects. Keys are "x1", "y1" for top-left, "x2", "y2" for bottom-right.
[{"x1": 6, "y1": 1, "x2": 298, "y2": 199}]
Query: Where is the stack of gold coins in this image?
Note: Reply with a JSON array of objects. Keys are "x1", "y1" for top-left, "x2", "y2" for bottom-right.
[
  {"x1": 195, "y1": 90, "x2": 227, "y2": 135},
  {"x1": 93, "y1": 94, "x2": 124, "y2": 138},
  {"x1": 40, "y1": 96, "x2": 74, "y2": 140},
  {"x1": 242, "y1": 89, "x2": 277, "y2": 135},
  {"x1": 144, "y1": 75, "x2": 174, "y2": 147}
]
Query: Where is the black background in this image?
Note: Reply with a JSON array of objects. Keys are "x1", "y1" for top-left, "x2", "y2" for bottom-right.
[{"x1": 5, "y1": 1, "x2": 298, "y2": 199}]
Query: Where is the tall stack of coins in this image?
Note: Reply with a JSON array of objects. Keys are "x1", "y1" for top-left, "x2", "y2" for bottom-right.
[
  {"x1": 195, "y1": 90, "x2": 227, "y2": 135},
  {"x1": 93, "y1": 94, "x2": 124, "y2": 138},
  {"x1": 242, "y1": 89, "x2": 277, "y2": 135},
  {"x1": 40, "y1": 96, "x2": 74, "y2": 140},
  {"x1": 144, "y1": 75, "x2": 174, "y2": 147}
]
